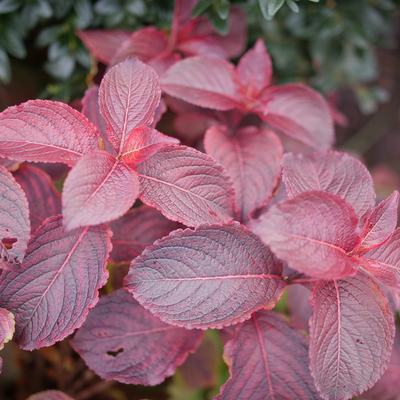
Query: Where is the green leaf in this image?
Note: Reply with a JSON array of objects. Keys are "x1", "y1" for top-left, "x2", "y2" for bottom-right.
[
  {"x1": 191, "y1": 0, "x2": 213, "y2": 17},
  {"x1": 0, "y1": 0, "x2": 20, "y2": 14},
  {"x1": 267, "y1": 0, "x2": 285, "y2": 16},
  {"x1": 74, "y1": 0, "x2": 93, "y2": 29},
  {"x1": 36, "y1": 0, "x2": 52, "y2": 18},
  {"x1": 0, "y1": 47, "x2": 11, "y2": 84},
  {"x1": 94, "y1": 0, "x2": 120, "y2": 15},
  {"x1": 258, "y1": 0, "x2": 273, "y2": 20},
  {"x1": 286, "y1": 0, "x2": 299, "y2": 13},
  {"x1": 214, "y1": 0, "x2": 230, "y2": 20},
  {"x1": 308, "y1": 0, "x2": 319, "y2": 2},
  {"x1": 0, "y1": 29, "x2": 26, "y2": 58},
  {"x1": 126, "y1": 0, "x2": 146, "y2": 17},
  {"x1": 44, "y1": 54, "x2": 75, "y2": 80},
  {"x1": 35, "y1": 26, "x2": 63, "y2": 48},
  {"x1": 209, "y1": 10, "x2": 229, "y2": 34}
]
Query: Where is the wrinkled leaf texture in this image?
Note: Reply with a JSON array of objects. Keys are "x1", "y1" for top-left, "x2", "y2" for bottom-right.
[
  {"x1": 71, "y1": 289, "x2": 202, "y2": 385},
  {"x1": 27, "y1": 391, "x2": 74, "y2": 400},
  {"x1": 309, "y1": 273, "x2": 395, "y2": 400},
  {"x1": 216, "y1": 310, "x2": 320, "y2": 399},
  {"x1": 0, "y1": 215, "x2": 111, "y2": 350},
  {"x1": 125, "y1": 222, "x2": 285, "y2": 330}
]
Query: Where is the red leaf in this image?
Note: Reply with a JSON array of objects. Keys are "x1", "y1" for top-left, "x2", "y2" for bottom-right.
[
  {"x1": 204, "y1": 125, "x2": 282, "y2": 222},
  {"x1": 0, "y1": 165, "x2": 30, "y2": 266},
  {"x1": 81, "y1": 85, "x2": 107, "y2": 139},
  {"x1": 0, "y1": 157, "x2": 19, "y2": 171},
  {"x1": 355, "y1": 191, "x2": 399, "y2": 253},
  {"x1": 136, "y1": 145, "x2": 235, "y2": 227},
  {"x1": 99, "y1": 58, "x2": 161, "y2": 153},
  {"x1": 237, "y1": 39, "x2": 272, "y2": 99},
  {"x1": 14, "y1": 165, "x2": 61, "y2": 234},
  {"x1": 161, "y1": 56, "x2": 241, "y2": 110},
  {"x1": 251, "y1": 191, "x2": 360, "y2": 279},
  {"x1": 359, "y1": 365, "x2": 400, "y2": 400},
  {"x1": 27, "y1": 391, "x2": 74, "y2": 400},
  {"x1": 216, "y1": 310, "x2": 320, "y2": 399},
  {"x1": 282, "y1": 151, "x2": 376, "y2": 220},
  {"x1": 309, "y1": 274, "x2": 395, "y2": 400},
  {"x1": 0, "y1": 100, "x2": 99, "y2": 165},
  {"x1": 287, "y1": 283, "x2": 313, "y2": 331},
  {"x1": 0, "y1": 215, "x2": 111, "y2": 350},
  {"x1": 261, "y1": 84, "x2": 334, "y2": 150},
  {"x1": 71, "y1": 288, "x2": 202, "y2": 385},
  {"x1": 121, "y1": 126, "x2": 179, "y2": 164},
  {"x1": 0, "y1": 308, "x2": 14, "y2": 373},
  {"x1": 125, "y1": 222, "x2": 285, "y2": 330},
  {"x1": 176, "y1": 36, "x2": 227, "y2": 58},
  {"x1": 76, "y1": 29, "x2": 131, "y2": 64},
  {"x1": 62, "y1": 150, "x2": 139, "y2": 230},
  {"x1": 108, "y1": 206, "x2": 180, "y2": 264}
]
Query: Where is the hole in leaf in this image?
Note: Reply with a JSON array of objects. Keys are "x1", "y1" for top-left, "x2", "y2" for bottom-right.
[
  {"x1": 107, "y1": 348, "x2": 124, "y2": 357},
  {"x1": 2, "y1": 238, "x2": 17, "y2": 250}
]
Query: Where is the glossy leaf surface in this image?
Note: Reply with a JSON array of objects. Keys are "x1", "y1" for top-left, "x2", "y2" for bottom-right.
[
  {"x1": 309, "y1": 274, "x2": 394, "y2": 400},
  {"x1": 0, "y1": 215, "x2": 111, "y2": 350},
  {"x1": 0, "y1": 100, "x2": 99, "y2": 165},
  {"x1": 71, "y1": 289, "x2": 202, "y2": 385},
  {"x1": 125, "y1": 222, "x2": 285, "y2": 330},
  {"x1": 216, "y1": 310, "x2": 319, "y2": 399},
  {"x1": 137, "y1": 145, "x2": 234, "y2": 227},
  {"x1": 252, "y1": 191, "x2": 360, "y2": 279}
]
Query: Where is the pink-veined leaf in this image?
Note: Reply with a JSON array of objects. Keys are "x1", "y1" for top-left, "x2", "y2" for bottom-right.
[
  {"x1": 216, "y1": 310, "x2": 320, "y2": 399},
  {"x1": 121, "y1": 126, "x2": 179, "y2": 164},
  {"x1": 27, "y1": 391, "x2": 75, "y2": 400},
  {"x1": 71, "y1": 288, "x2": 202, "y2": 385},
  {"x1": 0, "y1": 157, "x2": 19, "y2": 171},
  {"x1": 14, "y1": 165, "x2": 61, "y2": 234},
  {"x1": 0, "y1": 308, "x2": 14, "y2": 374},
  {"x1": 0, "y1": 100, "x2": 99, "y2": 165},
  {"x1": 136, "y1": 145, "x2": 235, "y2": 227},
  {"x1": 261, "y1": 84, "x2": 334, "y2": 151},
  {"x1": 99, "y1": 58, "x2": 161, "y2": 153},
  {"x1": 251, "y1": 191, "x2": 360, "y2": 279},
  {"x1": 176, "y1": 36, "x2": 227, "y2": 58},
  {"x1": 309, "y1": 273, "x2": 395, "y2": 400},
  {"x1": 204, "y1": 125, "x2": 282, "y2": 222},
  {"x1": 161, "y1": 56, "x2": 241, "y2": 110},
  {"x1": 282, "y1": 151, "x2": 376, "y2": 220},
  {"x1": 125, "y1": 222, "x2": 285, "y2": 330},
  {"x1": 0, "y1": 215, "x2": 111, "y2": 350},
  {"x1": 0, "y1": 165, "x2": 30, "y2": 267},
  {"x1": 76, "y1": 29, "x2": 131, "y2": 64},
  {"x1": 62, "y1": 150, "x2": 139, "y2": 230},
  {"x1": 354, "y1": 191, "x2": 399, "y2": 253},
  {"x1": 109, "y1": 27, "x2": 168, "y2": 67},
  {"x1": 237, "y1": 39, "x2": 272, "y2": 99},
  {"x1": 108, "y1": 206, "x2": 180, "y2": 264}
]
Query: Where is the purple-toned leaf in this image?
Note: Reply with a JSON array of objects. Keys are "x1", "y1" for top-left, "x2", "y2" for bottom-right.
[
  {"x1": 176, "y1": 36, "x2": 227, "y2": 59},
  {"x1": 261, "y1": 84, "x2": 334, "y2": 151},
  {"x1": 251, "y1": 191, "x2": 360, "y2": 279},
  {"x1": 0, "y1": 157, "x2": 19, "y2": 171},
  {"x1": 0, "y1": 165, "x2": 30, "y2": 266},
  {"x1": 108, "y1": 205, "x2": 180, "y2": 264},
  {"x1": 27, "y1": 391, "x2": 74, "y2": 400},
  {"x1": 125, "y1": 222, "x2": 285, "y2": 330},
  {"x1": 174, "y1": 112, "x2": 218, "y2": 144},
  {"x1": 71, "y1": 289, "x2": 202, "y2": 385},
  {"x1": 150, "y1": 98, "x2": 167, "y2": 128},
  {"x1": 81, "y1": 86, "x2": 107, "y2": 137},
  {"x1": 0, "y1": 215, "x2": 111, "y2": 350},
  {"x1": 0, "y1": 308, "x2": 15, "y2": 373},
  {"x1": 14, "y1": 165, "x2": 61, "y2": 234},
  {"x1": 216, "y1": 310, "x2": 320, "y2": 399},
  {"x1": 219, "y1": 325, "x2": 236, "y2": 345},
  {"x1": 62, "y1": 150, "x2": 139, "y2": 230},
  {"x1": 136, "y1": 145, "x2": 235, "y2": 227},
  {"x1": 359, "y1": 365, "x2": 400, "y2": 400},
  {"x1": 286, "y1": 283, "x2": 313, "y2": 331},
  {"x1": 309, "y1": 274, "x2": 395, "y2": 400},
  {"x1": 282, "y1": 151, "x2": 376, "y2": 220},
  {"x1": 121, "y1": 126, "x2": 179, "y2": 164},
  {"x1": 161, "y1": 56, "x2": 241, "y2": 110},
  {"x1": 99, "y1": 58, "x2": 161, "y2": 154},
  {"x1": 355, "y1": 191, "x2": 399, "y2": 253},
  {"x1": 237, "y1": 39, "x2": 272, "y2": 99},
  {"x1": 148, "y1": 51, "x2": 182, "y2": 78},
  {"x1": 204, "y1": 125, "x2": 282, "y2": 222},
  {"x1": 76, "y1": 29, "x2": 131, "y2": 64},
  {"x1": 0, "y1": 100, "x2": 99, "y2": 165}
]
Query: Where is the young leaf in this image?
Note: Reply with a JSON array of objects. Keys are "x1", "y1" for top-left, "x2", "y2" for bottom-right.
[
  {"x1": 354, "y1": 191, "x2": 399, "y2": 253},
  {"x1": 108, "y1": 206, "x2": 180, "y2": 264},
  {"x1": 121, "y1": 126, "x2": 179, "y2": 164},
  {"x1": 282, "y1": 151, "x2": 376, "y2": 220},
  {"x1": 62, "y1": 150, "x2": 139, "y2": 230},
  {"x1": 71, "y1": 289, "x2": 202, "y2": 385},
  {"x1": 161, "y1": 56, "x2": 242, "y2": 110},
  {"x1": 236, "y1": 39, "x2": 272, "y2": 98},
  {"x1": 99, "y1": 57, "x2": 161, "y2": 153},
  {"x1": 0, "y1": 308, "x2": 14, "y2": 373},
  {"x1": 136, "y1": 145, "x2": 235, "y2": 227},
  {"x1": 261, "y1": 84, "x2": 334, "y2": 151},
  {"x1": 216, "y1": 310, "x2": 320, "y2": 399},
  {"x1": 14, "y1": 165, "x2": 61, "y2": 234},
  {"x1": 76, "y1": 29, "x2": 131, "y2": 64},
  {"x1": 125, "y1": 222, "x2": 285, "y2": 330},
  {"x1": 0, "y1": 100, "x2": 99, "y2": 165},
  {"x1": 204, "y1": 125, "x2": 282, "y2": 222},
  {"x1": 0, "y1": 215, "x2": 111, "y2": 350},
  {"x1": 27, "y1": 391, "x2": 74, "y2": 400},
  {"x1": 309, "y1": 274, "x2": 395, "y2": 400},
  {"x1": 251, "y1": 191, "x2": 360, "y2": 279},
  {"x1": 0, "y1": 165, "x2": 30, "y2": 266}
]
